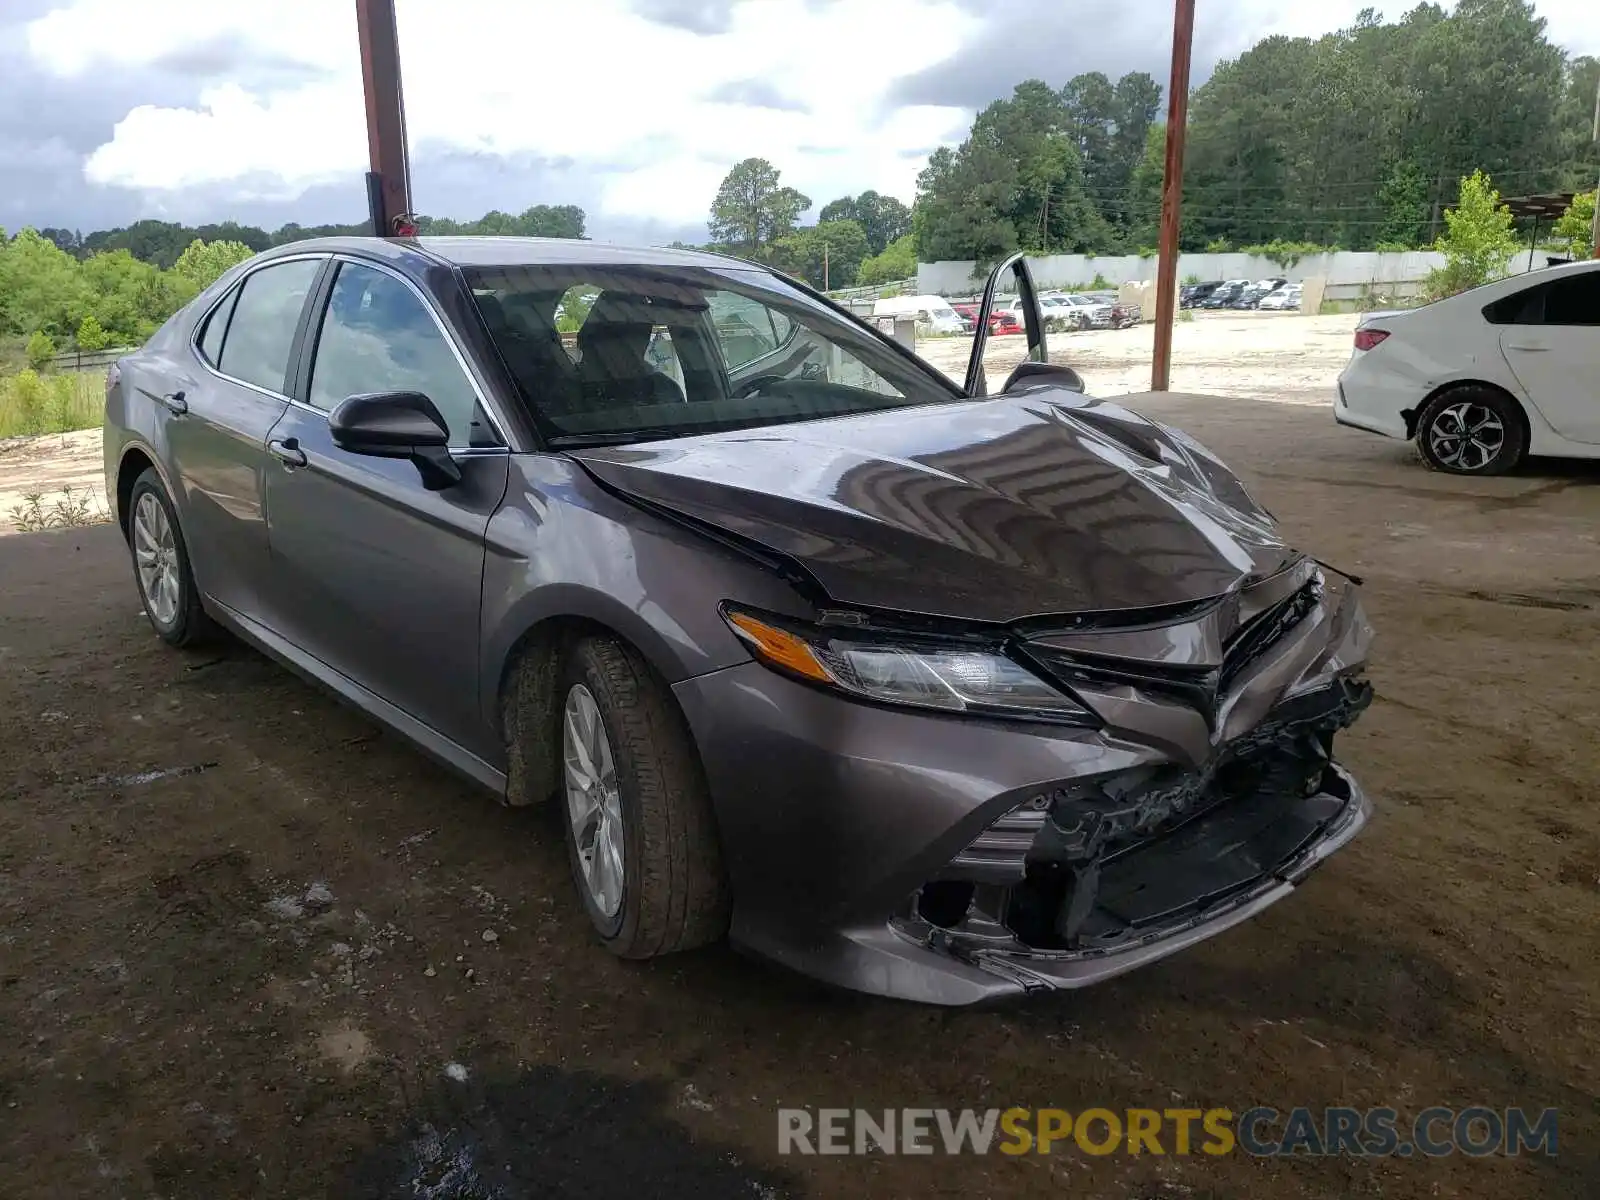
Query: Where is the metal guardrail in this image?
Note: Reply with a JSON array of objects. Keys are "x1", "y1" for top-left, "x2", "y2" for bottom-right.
[
  {"x1": 46, "y1": 347, "x2": 138, "y2": 373},
  {"x1": 824, "y1": 278, "x2": 918, "y2": 304}
]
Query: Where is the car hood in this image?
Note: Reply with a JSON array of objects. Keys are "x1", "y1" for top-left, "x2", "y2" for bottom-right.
[{"x1": 571, "y1": 387, "x2": 1298, "y2": 624}]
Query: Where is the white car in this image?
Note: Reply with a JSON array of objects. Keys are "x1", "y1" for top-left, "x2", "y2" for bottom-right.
[
  {"x1": 872, "y1": 294, "x2": 968, "y2": 335},
  {"x1": 1014, "y1": 293, "x2": 1109, "y2": 330},
  {"x1": 1259, "y1": 285, "x2": 1302, "y2": 312},
  {"x1": 1335, "y1": 261, "x2": 1600, "y2": 474}
]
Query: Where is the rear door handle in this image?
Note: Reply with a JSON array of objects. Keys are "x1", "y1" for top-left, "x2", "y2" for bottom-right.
[
  {"x1": 1505, "y1": 341, "x2": 1549, "y2": 352},
  {"x1": 267, "y1": 437, "x2": 307, "y2": 468}
]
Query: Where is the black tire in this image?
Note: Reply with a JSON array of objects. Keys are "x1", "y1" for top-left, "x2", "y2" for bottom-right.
[
  {"x1": 1415, "y1": 386, "x2": 1528, "y2": 476},
  {"x1": 557, "y1": 635, "x2": 728, "y2": 958},
  {"x1": 126, "y1": 468, "x2": 216, "y2": 647}
]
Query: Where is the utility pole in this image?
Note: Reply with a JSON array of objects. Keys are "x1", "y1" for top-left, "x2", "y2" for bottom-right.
[
  {"x1": 1590, "y1": 73, "x2": 1599, "y2": 258},
  {"x1": 824, "y1": 240, "x2": 830, "y2": 291},
  {"x1": 355, "y1": 0, "x2": 415, "y2": 237},
  {"x1": 1151, "y1": 0, "x2": 1196, "y2": 392}
]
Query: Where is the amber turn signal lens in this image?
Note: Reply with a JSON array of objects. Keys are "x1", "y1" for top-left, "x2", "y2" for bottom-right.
[{"x1": 725, "y1": 611, "x2": 834, "y2": 683}]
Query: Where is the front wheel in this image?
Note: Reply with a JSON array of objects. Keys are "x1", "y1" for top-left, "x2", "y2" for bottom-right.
[
  {"x1": 1415, "y1": 387, "x2": 1527, "y2": 476},
  {"x1": 127, "y1": 468, "x2": 215, "y2": 647},
  {"x1": 558, "y1": 636, "x2": 729, "y2": 958}
]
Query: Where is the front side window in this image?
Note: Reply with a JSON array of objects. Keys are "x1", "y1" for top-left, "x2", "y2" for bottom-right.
[
  {"x1": 705, "y1": 289, "x2": 793, "y2": 370},
  {"x1": 466, "y1": 264, "x2": 958, "y2": 447},
  {"x1": 308, "y1": 262, "x2": 492, "y2": 447},
  {"x1": 216, "y1": 259, "x2": 321, "y2": 393}
]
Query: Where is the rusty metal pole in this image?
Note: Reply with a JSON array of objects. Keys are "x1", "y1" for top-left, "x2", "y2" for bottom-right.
[
  {"x1": 355, "y1": 0, "x2": 412, "y2": 236},
  {"x1": 1151, "y1": 0, "x2": 1196, "y2": 391}
]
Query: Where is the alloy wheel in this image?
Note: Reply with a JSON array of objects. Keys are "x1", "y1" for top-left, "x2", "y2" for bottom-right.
[
  {"x1": 562, "y1": 684, "x2": 624, "y2": 919},
  {"x1": 132, "y1": 492, "x2": 180, "y2": 626},
  {"x1": 1426, "y1": 401, "x2": 1505, "y2": 472}
]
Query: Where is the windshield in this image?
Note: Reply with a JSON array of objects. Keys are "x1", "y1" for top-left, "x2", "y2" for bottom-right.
[{"x1": 463, "y1": 263, "x2": 962, "y2": 447}]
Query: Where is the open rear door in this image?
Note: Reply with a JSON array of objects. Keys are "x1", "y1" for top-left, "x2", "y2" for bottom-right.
[{"x1": 964, "y1": 252, "x2": 1048, "y2": 397}]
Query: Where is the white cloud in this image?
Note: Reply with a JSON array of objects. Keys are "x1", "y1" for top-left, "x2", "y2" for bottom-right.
[
  {"x1": 22, "y1": 0, "x2": 1599, "y2": 231},
  {"x1": 26, "y1": 0, "x2": 978, "y2": 225}
]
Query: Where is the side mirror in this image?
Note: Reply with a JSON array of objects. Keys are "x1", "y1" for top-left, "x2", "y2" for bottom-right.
[
  {"x1": 329, "y1": 391, "x2": 462, "y2": 491},
  {"x1": 964, "y1": 252, "x2": 1048, "y2": 398},
  {"x1": 1001, "y1": 360, "x2": 1086, "y2": 394}
]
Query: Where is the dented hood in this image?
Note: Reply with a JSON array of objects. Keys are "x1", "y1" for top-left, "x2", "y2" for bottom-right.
[{"x1": 571, "y1": 387, "x2": 1299, "y2": 623}]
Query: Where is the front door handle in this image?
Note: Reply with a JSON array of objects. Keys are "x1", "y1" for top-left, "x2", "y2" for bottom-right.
[
  {"x1": 267, "y1": 437, "x2": 307, "y2": 468},
  {"x1": 1505, "y1": 341, "x2": 1549, "y2": 352}
]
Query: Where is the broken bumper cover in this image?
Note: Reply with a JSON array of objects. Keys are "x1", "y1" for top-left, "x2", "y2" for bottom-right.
[{"x1": 671, "y1": 650, "x2": 1374, "y2": 1006}]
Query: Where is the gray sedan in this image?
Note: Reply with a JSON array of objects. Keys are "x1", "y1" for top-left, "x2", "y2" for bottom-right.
[{"x1": 104, "y1": 237, "x2": 1374, "y2": 1005}]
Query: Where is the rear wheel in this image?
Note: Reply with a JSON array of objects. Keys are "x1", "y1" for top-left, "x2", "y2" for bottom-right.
[
  {"x1": 1415, "y1": 386, "x2": 1527, "y2": 476},
  {"x1": 557, "y1": 636, "x2": 728, "y2": 958},
  {"x1": 127, "y1": 468, "x2": 215, "y2": 647}
]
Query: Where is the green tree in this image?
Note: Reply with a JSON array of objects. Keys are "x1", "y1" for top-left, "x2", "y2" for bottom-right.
[
  {"x1": 1554, "y1": 190, "x2": 1596, "y2": 259},
  {"x1": 856, "y1": 234, "x2": 917, "y2": 286},
  {"x1": 172, "y1": 238, "x2": 256, "y2": 290},
  {"x1": 26, "y1": 330, "x2": 55, "y2": 369},
  {"x1": 75, "y1": 314, "x2": 110, "y2": 352},
  {"x1": 916, "y1": 80, "x2": 1110, "y2": 263},
  {"x1": 708, "y1": 158, "x2": 811, "y2": 255},
  {"x1": 0, "y1": 229, "x2": 91, "y2": 339},
  {"x1": 818, "y1": 191, "x2": 912, "y2": 255},
  {"x1": 1376, "y1": 159, "x2": 1429, "y2": 248},
  {"x1": 770, "y1": 219, "x2": 869, "y2": 289},
  {"x1": 1424, "y1": 170, "x2": 1520, "y2": 298}
]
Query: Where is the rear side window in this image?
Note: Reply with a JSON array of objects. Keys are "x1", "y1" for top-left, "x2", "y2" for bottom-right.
[
  {"x1": 1542, "y1": 273, "x2": 1600, "y2": 326},
  {"x1": 217, "y1": 259, "x2": 321, "y2": 393},
  {"x1": 1484, "y1": 271, "x2": 1600, "y2": 327},
  {"x1": 197, "y1": 288, "x2": 239, "y2": 366}
]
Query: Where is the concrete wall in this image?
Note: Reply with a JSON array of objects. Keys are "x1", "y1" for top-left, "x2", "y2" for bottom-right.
[{"x1": 919, "y1": 251, "x2": 1449, "y2": 301}]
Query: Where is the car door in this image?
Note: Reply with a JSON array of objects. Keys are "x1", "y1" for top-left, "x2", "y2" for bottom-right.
[
  {"x1": 1495, "y1": 269, "x2": 1600, "y2": 444},
  {"x1": 169, "y1": 255, "x2": 324, "y2": 624},
  {"x1": 261, "y1": 256, "x2": 511, "y2": 759},
  {"x1": 964, "y1": 252, "x2": 1047, "y2": 396}
]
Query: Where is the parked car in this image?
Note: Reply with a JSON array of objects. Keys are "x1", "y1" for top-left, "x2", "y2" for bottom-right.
[
  {"x1": 873, "y1": 294, "x2": 967, "y2": 335},
  {"x1": 105, "y1": 239, "x2": 1375, "y2": 1005},
  {"x1": 988, "y1": 308, "x2": 1025, "y2": 335},
  {"x1": 1258, "y1": 284, "x2": 1303, "y2": 312},
  {"x1": 1336, "y1": 259, "x2": 1600, "y2": 476},
  {"x1": 1016, "y1": 292, "x2": 1109, "y2": 331},
  {"x1": 1233, "y1": 278, "x2": 1289, "y2": 310},
  {"x1": 1198, "y1": 280, "x2": 1250, "y2": 308},
  {"x1": 1182, "y1": 281, "x2": 1223, "y2": 308},
  {"x1": 950, "y1": 302, "x2": 980, "y2": 332}
]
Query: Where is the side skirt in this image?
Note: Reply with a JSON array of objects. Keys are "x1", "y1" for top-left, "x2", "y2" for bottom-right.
[{"x1": 205, "y1": 596, "x2": 508, "y2": 797}]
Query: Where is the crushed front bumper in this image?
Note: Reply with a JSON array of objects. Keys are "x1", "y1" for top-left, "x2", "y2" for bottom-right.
[{"x1": 672, "y1": 569, "x2": 1375, "y2": 1005}]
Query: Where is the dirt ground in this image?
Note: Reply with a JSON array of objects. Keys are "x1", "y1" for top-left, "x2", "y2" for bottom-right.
[
  {"x1": 0, "y1": 430, "x2": 105, "y2": 528},
  {"x1": 3, "y1": 342, "x2": 1600, "y2": 1198}
]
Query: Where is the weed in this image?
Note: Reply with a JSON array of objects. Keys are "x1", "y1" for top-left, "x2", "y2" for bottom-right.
[{"x1": 8, "y1": 485, "x2": 111, "y2": 533}]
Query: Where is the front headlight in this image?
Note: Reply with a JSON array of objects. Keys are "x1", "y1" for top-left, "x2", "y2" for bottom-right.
[{"x1": 722, "y1": 607, "x2": 1095, "y2": 724}]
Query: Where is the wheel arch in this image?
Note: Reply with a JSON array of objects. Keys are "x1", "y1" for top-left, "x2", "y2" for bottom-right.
[
  {"x1": 489, "y1": 590, "x2": 722, "y2": 808},
  {"x1": 114, "y1": 440, "x2": 178, "y2": 540},
  {"x1": 1403, "y1": 378, "x2": 1528, "y2": 443}
]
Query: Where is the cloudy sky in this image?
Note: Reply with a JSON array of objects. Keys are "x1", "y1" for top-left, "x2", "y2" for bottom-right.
[{"x1": 5, "y1": 0, "x2": 1598, "y2": 243}]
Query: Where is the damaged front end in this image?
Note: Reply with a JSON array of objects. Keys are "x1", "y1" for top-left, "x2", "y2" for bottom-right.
[{"x1": 891, "y1": 562, "x2": 1375, "y2": 992}]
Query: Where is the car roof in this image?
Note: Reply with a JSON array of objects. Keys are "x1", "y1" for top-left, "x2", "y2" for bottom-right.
[{"x1": 255, "y1": 235, "x2": 756, "y2": 272}]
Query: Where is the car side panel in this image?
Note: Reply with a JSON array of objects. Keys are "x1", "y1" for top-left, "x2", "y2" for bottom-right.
[{"x1": 476, "y1": 454, "x2": 806, "y2": 735}]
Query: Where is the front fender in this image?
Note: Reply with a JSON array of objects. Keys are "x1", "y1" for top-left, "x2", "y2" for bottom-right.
[{"x1": 476, "y1": 454, "x2": 810, "y2": 726}]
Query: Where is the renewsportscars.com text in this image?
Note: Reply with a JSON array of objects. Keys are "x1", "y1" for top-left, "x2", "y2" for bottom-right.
[{"x1": 777, "y1": 1106, "x2": 1559, "y2": 1158}]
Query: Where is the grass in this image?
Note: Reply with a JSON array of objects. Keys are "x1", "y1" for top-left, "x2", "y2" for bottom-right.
[{"x1": 0, "y1": 370, "x2": 105, "y2": 438}]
